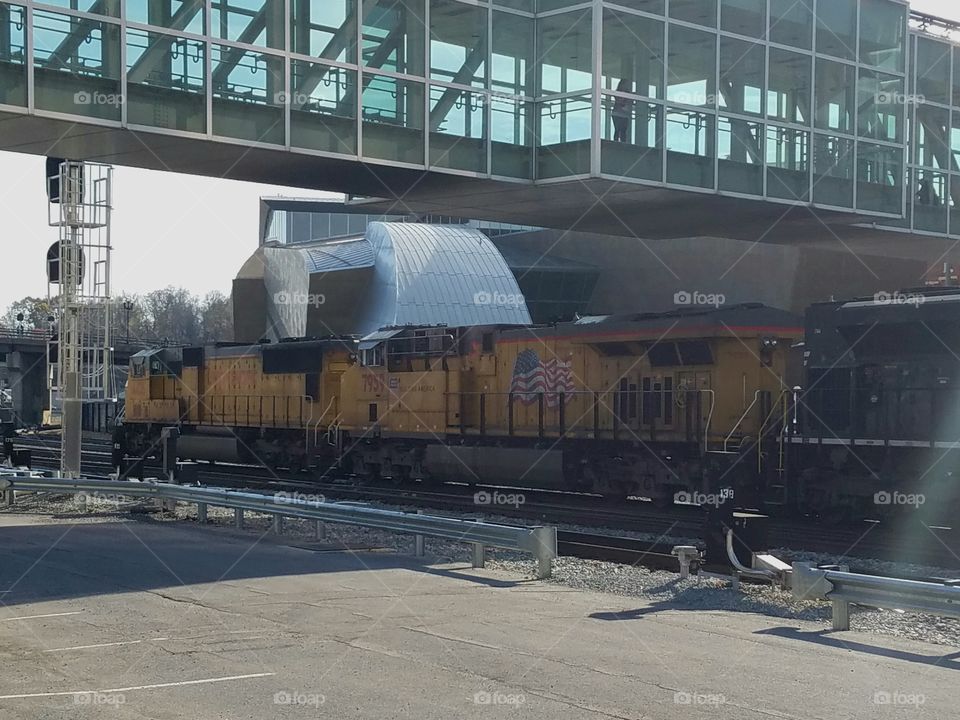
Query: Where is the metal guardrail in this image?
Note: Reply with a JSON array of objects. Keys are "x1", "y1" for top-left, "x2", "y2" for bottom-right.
[
  {"x1": 0, "y1": 476, "x2": 557, "y2": 579},
  {"x1": 792, "y1": 562, "x2": 960, "y2": 630}
]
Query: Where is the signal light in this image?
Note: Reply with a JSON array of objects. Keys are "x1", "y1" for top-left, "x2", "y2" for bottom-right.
[{"x1": 46, "y1": 157, "x2": 64, "y2": 203}]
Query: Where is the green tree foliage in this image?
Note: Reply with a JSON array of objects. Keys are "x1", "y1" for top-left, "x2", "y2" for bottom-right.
[{"x1": 1, "y1": 296, "x2": 55, "y2": 332}]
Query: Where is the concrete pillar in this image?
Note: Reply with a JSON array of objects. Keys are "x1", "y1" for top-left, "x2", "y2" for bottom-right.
[{"x1": 62, "y1": 367, "x2": 81, "y2": 478}]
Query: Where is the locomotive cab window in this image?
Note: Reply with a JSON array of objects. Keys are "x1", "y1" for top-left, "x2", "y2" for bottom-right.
[
  {"x1": 362, "y1": 346, "x2": 384, "y2": 367},
  {"x1": 481, "y1": 332, "x2": 494, "y2": 353}
]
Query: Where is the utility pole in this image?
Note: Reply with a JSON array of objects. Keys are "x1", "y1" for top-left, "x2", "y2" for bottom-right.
[{"x1": 123, "y1": 299, "x2": 133, "y2": 343}]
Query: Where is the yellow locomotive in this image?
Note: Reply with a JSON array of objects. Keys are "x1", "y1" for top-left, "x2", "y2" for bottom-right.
[{"x1": 121, "y1": 304, "x2": 802, "y2": 505}]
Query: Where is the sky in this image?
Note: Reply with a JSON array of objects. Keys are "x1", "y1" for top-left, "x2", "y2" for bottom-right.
[
  {"x1": 0, "y1": 0, "x2": 958, "y2": 312},
  {"x1": 0, "y1": 153, "x2": 335, "y2": 311}
]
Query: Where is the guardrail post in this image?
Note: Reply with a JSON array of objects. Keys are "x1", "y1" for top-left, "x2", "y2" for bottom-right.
[
  {"x1": 414, "y1": 509, "x2": 425, "y2": 557},
  {"x1": 832, "y1": 598, "x2": 850, "y2": 631},
  {"x1": 832, "y1": 564, "x2": 850, "y2": 631},
  {"x1": 4, "y1": 489, "x2": 14, "y2": 507},
  {"x1": 531, "y1": 526, "x2": 557, "y2": 580},
  {"x1": 315, "y1": 519, "x2": 326, "y2": 541},
  {"x1": 472, "y1": 543, "x2": 486, "y2": 569},
  {"x1": 197, "y1": 503, "x2": 207, "y2": 524},
  {"x1": 273, "y1": 514, "x2": 284, "y2": 534},
  {"x1": 234, "y1": 507, "x2": 243, "y2": 529}
]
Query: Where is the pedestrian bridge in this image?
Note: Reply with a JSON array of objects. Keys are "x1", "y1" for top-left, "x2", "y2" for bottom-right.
[{"x1": 0, "y1": 0, "x2": 958, "y2": 243}]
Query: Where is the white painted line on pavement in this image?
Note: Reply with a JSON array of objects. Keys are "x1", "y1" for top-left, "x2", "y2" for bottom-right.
[
  {"x1": 45, "y1": 637, "x2": 170, "y2": 652},
  {"x1": 0, "y1": 672, "x2": 277, "y2": 700},
  {"x1": 2, "y1": 611, "x2": 83, "y2": 622}
]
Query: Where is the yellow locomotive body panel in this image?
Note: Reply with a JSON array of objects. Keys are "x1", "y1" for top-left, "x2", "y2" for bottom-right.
[{"x1": 122, "y1": 305, "x2": 802, "y2": 502}]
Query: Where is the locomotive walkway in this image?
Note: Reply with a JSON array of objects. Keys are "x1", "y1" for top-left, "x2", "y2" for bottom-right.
[{"x1": 0, "y1": 512, "x2": 953, "y2": 719}]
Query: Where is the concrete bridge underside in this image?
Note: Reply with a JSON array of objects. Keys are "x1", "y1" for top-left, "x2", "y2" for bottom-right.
[{"x1": 1, "y1": 109, "x2": 874, "y2": 242}]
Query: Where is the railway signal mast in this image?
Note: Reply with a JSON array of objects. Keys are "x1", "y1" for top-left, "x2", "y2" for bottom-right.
[{"x1": 46, "y1": 160, "x2": 114, "y2": 478}]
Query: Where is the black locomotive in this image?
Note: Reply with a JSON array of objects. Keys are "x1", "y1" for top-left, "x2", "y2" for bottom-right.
[{"x1": 782, "y1": 288, "x2": 960, "y2": 522}]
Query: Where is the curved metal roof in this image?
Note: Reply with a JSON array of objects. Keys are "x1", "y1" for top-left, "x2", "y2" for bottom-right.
[
  {"x1": 303, "y1": 238, "x2": 375, "y2": 273},
  {"x1": 355, "y1": 223, "x2": 532, "y2": 333},
  {"x1": 255, "y1": 223, "x2": 531, "y2": 340}
]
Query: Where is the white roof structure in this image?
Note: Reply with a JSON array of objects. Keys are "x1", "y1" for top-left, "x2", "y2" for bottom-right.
[
  {"x1": 258, "y1": 222, "x2": 531, "y2": 339},
  {"x1": 356, "y1": 222, "x2": 531, "y2": 333}
]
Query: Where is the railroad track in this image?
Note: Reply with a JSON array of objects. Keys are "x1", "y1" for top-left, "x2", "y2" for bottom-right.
[
  {"x1": 10, "y1": 434, "x2": 960, "y2": 570},
  {"x1": 556, "y1": 532, "x2": 688, "y2": 571}
]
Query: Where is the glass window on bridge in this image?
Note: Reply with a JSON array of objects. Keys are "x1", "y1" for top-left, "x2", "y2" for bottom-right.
[
  {"x1": 126, "y1": 28, "x2": 206, "y2": 134},
  {"x1": 33, "y1": 9, "x2": 123, "y2": 121},
  {"x1": 0, "y1": 3, "x2": 26, "y2": 107}
]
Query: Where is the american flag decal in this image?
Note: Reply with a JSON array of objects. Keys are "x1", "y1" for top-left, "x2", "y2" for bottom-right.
[{"x1": 509, "y1": 349, "x2": 575, "y2": 407}]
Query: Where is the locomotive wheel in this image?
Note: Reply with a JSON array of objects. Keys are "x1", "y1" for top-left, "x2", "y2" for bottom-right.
[
  {"x1": 818, "y1": 503, "x2": 852, "y2": 526},
  {"x1": 651, "y1": 494, "x2": 674, "y2": 510},
  {"x1": 387, "y1": 465, "x2": 410, "y2": 486}
]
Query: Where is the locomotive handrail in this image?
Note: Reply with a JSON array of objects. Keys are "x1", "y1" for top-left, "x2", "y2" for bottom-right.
[
  {"x1": 700, "y1": 389, "x2": 715, "y2": 455},
  {"x1": 312, "y1": 397, "x2": 336, "y2": 447},
  {"x1": 756, "y1": 389, "x2": 791, "y2": 471},
  {"x1": 724, "y1": 390, "x2": 762, "y2": 452},
  {"x1": 449, "y1": 389, "x2": 719, "y2": 445},
  {"x1": 792, "y1": 562, "x2": 960, "y2": 631},
  {"x1": 0, "y1": 474, "x2": 557, "y2": 579}
]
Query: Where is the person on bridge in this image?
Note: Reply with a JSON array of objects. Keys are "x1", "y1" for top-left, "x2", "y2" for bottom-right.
[
  {"x1": 612, "y1": 79, "x2": 634, "y2": 143},
  {"x1": 917, "y1": 178, "x2": 940, "y2": 207}
]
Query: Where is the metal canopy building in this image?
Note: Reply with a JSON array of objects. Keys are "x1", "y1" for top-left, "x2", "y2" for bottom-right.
[
  {"x1": 252, "y1": 197, "x2": 599, "y2": 327},
  {"x1": 1, "y1": 1, "x2": 960, "y2": 240},
  {"x1": 235, "y1": 220, "x2": 532, "y2": 341}
]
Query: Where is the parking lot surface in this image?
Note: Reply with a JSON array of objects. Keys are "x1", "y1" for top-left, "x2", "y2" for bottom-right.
[{"x1": 0, "y1": 513, "x2": 954, "y2": 719}]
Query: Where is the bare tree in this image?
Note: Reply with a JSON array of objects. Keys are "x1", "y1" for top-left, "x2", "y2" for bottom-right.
[
  {"x1": 4, "y1": 287, "x2": 234, "y2": 345},
  {"x1": 199, "y1": 290, "x2": 234, "y2": 343},
  {"x1": 140, "y1": 287, "x2": 201, "y2": 345}
]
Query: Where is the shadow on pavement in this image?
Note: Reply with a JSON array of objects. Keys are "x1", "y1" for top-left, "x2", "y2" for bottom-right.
[
  {"x1": 0, "y1": 516, "x2": 526, "y2": 607},
  {"x1": 754, "y1": 627, "x2": 960, "y2": 669}
]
